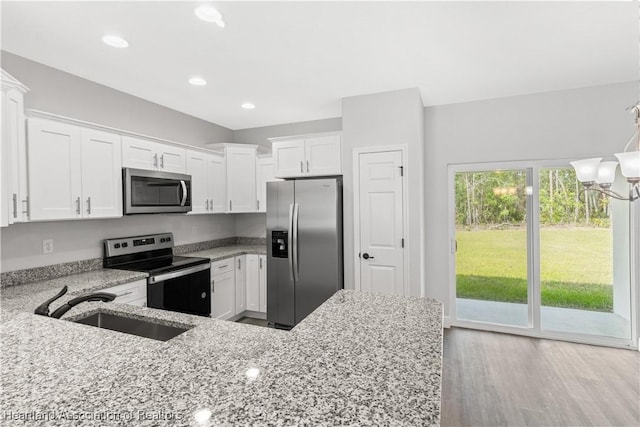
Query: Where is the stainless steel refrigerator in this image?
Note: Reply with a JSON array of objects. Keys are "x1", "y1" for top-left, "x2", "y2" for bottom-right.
[{"x1": 266, "y1": 177, "x2": 343, "y2": 328}]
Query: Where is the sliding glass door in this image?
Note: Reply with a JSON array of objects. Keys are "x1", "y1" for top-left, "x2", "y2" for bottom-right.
[
  {"x1": 451, "y1": 162, "x2": 634, "y2": 346},
  {"x1": 538, "y1": 167, "x2": 631, "y2": 340},
  {"x1": 454, "y1": 168, "x2": 531, "y2": 328}
]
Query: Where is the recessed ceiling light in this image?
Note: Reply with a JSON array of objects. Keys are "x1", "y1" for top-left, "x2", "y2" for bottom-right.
[
  {"x1": 102, "y1": 34, "x2": 129, "y2": 48},
  {"x1": 189, "y1": 77, "x2": 207, "y2": 86},
  {"x1": 241, "y1": 103, "x2": 255, "y2": 110},
  {"x1": 195, "y1": 5, "x2": 225, "y2": 28}
]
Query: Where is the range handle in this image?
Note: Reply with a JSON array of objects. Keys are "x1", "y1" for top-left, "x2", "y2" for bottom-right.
[{"x1": 149, "y1": 263, "x2": 210, "y2": 284}]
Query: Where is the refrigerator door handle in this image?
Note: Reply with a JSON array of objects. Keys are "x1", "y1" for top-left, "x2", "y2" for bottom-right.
[
  {"x1": 292, "y1": 202, "x2": 300, "y2": 281},
  {"x1": 288, "y1": 203, "x2": 295, "y2": 280}
]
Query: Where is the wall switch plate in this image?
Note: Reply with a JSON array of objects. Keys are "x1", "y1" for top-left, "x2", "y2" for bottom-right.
[{"x1": 43, "y1": 239, "x2": 54, "y2": 254}]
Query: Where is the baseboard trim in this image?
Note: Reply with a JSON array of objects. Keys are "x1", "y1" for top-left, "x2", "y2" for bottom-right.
[{"x1": 443, "y1": 315, "x2": 451, "y2": 328}]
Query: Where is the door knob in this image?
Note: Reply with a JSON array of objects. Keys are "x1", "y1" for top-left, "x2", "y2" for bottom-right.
[{"x1": 362, "y1": 253, "x2": 374, "y2": 260}]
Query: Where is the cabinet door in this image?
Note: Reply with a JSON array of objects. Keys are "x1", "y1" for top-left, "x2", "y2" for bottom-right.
[
  {"x1": 273, "y1": 140, "x2": 305, "y2": 178},
  {"x1": 27, "y1": 119, "x2": 82, "y2": 220},
  {"x1": 235, "y1": 255, "x2": 246, "y2": 314},
  {"x1": 245, "y1": 254, "x2": 260, "y2": 311},
  {"x1": 80, "y1": 128, "x2": 122, "y2": 218},
  {"x1": 211, "y1": 270, "x2": 235, "y2": 320},
  {"x1": 4, "y1": 90, "x2": 28, "y2": 224},
  {"x1": 209, "y1": 153, "x2": 226, "y2": 213},
  {"x1": 226, "y1": 147, "x2": 256, "y2": 213},
  {"x1": 259, "y1": 255, "x2": 267, "y2": 313},
  {"x1": 256, "y1": 157, "x2": 275, "y2": 213},
  {"x1": 122, "y1": 136, "x2": 157, "y2": 170},
  {"x1": 305, "y1": 135, "x2": 342, "y2": 176},
  {"x1": 186, "y1": 150, "x2": 209, "y2": 214},
  {"x1": 157, "y1": 144, "x2": 186, "y2": 174}
]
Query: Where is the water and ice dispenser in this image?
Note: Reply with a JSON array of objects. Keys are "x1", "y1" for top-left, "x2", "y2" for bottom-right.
[{"x1": 271, "y1": 231, "x2": 288, "y2": 258}]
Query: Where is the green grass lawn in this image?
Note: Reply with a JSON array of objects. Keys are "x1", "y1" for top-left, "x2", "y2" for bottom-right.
[{"x1": 456, "y1": 227, "x2": 614, "y2": 312}]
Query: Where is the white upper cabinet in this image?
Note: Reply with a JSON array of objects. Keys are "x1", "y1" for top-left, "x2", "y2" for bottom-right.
[
  {"x1": 272, "y1": 140, "x2": 306, "y2": 178},
  {"x1": 224, "y1": 145, "x2": 257, "y2": 213},
  {"x1": 209, "y1": 152, "x2": 226, "y2": 213},
  {"x1": 1, "y1": 70, "x2": 29, "y2": 226},
  {"x1": 27, "y1": 119, "x2": 83, "y2": 220},
  {"x1": 80, "y1": 128, "x2": 122, "y2": 218},
  {"x1": 27, "y1": 118, "x2": 122, "y2": 221},
  {"x1": 256, "y1": 155, "x2": 277, "y2": 213},
  {"x1": 186, "y1": 150, "x2": 209, "y2": 214},
  {"x1": 187, "y1": 149, "x2": 226, "y2": 214},
  {"x1": 270, "y1": 133, "x2": 342, "y2": 178},
  {"x1": 122, "y1": 136, "x2": 186, "y2": 173}
]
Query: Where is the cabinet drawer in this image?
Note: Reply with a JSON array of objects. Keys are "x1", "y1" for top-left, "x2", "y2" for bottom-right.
[
  {"x1": 102, "y1": 279, "x2": 146, "y2": 304},
  {"x1": 211, "y1": 258, "x2": 234, "y2": 275}
]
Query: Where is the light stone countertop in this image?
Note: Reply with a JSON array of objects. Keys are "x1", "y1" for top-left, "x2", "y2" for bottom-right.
[
  {"x1": 182, "y1": 244, "x2": 266, "y2": 261},
  {"x1": 0, "y1": 245, "x2": 442, "y2": 426}
]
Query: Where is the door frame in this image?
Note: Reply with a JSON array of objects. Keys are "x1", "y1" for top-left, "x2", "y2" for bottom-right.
[
  {"x1": 448, "y1": 159, "x2": 638, "y2": 350},
  {"x1": 353, "y1": 145, "x2": 410, "y2": 295}
]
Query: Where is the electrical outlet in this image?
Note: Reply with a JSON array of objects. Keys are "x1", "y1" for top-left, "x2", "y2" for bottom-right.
[{"x1": 43, "y1": 239, "x2": 54, "y2": 254}]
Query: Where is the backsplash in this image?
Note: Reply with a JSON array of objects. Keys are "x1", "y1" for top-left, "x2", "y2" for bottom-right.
[{"x1": 1, "y1": 237, "x2": 266, "y2": 288}]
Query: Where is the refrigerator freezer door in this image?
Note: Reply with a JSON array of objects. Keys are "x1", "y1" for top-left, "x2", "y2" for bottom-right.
[
  {"x1": 266, "y1": 180, "x2": 296, "y2": 327},
  {"x1": 294, "y1": 178, "x2": 343, "y2": 324}
]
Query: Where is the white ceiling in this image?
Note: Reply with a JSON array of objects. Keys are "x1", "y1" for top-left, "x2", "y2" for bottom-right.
[{"x1": 1, "y1": 1, "x2": 637, "y2": 130}]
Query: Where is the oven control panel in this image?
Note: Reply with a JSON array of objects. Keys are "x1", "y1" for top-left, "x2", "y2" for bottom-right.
[{"x1": 104, "y1": 233, "x2": 174, "y2": 257}]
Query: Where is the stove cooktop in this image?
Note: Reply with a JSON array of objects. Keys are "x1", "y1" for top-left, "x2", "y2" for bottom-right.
[{"x1": 113, "y1": 255, "x2": 210, "y2": 276}]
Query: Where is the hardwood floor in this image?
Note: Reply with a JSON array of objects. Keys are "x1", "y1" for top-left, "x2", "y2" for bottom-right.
[{"x1": 441, "y1": 328, "x2": 640, "y2": 427}]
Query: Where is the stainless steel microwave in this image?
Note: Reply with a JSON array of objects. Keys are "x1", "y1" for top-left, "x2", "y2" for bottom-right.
[{"x1": 123, "y1": 168, "x2": 192, "y2": 214}]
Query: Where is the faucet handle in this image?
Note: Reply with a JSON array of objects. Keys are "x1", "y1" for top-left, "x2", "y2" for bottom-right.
[{"x1": 34, "y1": 286, "x2": 68, "y2": 316}]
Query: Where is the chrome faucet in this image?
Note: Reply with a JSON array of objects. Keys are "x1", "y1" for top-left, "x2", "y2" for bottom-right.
[{"x1": 34, "y1": 286, "x2": 116, "y2": 319}]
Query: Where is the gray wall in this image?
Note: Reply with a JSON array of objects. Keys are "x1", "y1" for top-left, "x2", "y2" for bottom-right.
[
  {"x1": 423, "y1": 81, "x2": 638, "y2": 321},
  {"x1": 342, "y1": 88, "x2": 425, "y2": 297},
  {"x1": 1, "y1": 215, "x2": 235, "y2": 271},
  {"x1": 233, "y1": 117, "x2": 342, "y2": 151},
  {"x1": 0, "y1": 51, "x2": 237, "y2": 272},
  {"x1": 1, "y1": 51, "x2": 233, "y2": 147}
]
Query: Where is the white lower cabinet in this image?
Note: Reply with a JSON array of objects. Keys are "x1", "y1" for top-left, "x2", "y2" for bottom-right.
[
  {"x1": 211, "y1": 254, "x2": 266, "y2": 320},
  {"x1": 101, "y1": 279, "x2": 147, "y2": 307},
  {"x1": 210, "y1": 259, "x2": 235, "y2": 320},
  {"x1": 235, "y1": 255, "x2": 246, "y2": 314},
  {"x1": 246, "y1": 254, "x2": 267, "y2": 313}
]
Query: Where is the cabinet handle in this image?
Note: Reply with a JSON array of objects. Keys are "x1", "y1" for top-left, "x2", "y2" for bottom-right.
[
  {"x1": 229, "y1": 200, "x2": 232, "y2": 211},
  {"x1": 12, "y1": 194, "x2": 17, "y2": 219},
  {"x1": 205, "y1": 199, "x2": 209, "y2": 211},
  {"x1": 259, "y1": 257, "x2": 262, "y2": 269},
  {"x1": 160, "y1": 154, "x2": 164, "y2": 168},
  {"x1": 76, "y1": 197, "x2": 81, "y2": 215},
  {"x1": 153, "y1": 153, "x2": 158, "y2": 168},
  {"x1": 219, "y1": 265, "x2": 229, "y2": 269},
  {"x1": 307, "y1": 160, "x2": 310, "y2": 172},
  {"x1": 300, "y1": 161, "x2": 303, "y2": 173},
  {"x1": 22, "y1": 198, "x2": 29, "y2": 215},
  {"x1": 211, "y1": 279, "x2": 215, "y2": 292},
  {"x1": 238, "y1": 258, "x2": 241, "y2": 270},
  {"x1": 257, "y1": 200, "x2": 259, "y2": 210},
  {"x1": 86, "y1": 197, "x2": 91, "y2": 215}
]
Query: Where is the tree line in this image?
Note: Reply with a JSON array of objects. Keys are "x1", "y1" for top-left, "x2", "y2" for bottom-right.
[{"x1": 455, "y1": 169, "x2": 611, "y2": 228}]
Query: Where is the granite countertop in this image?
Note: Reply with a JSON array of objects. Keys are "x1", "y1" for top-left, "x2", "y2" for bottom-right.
[
  {"x1": 182, "y1": 244, "x2": 266, "y2": 261},
  {"x1": 0, "y1": 256, "x2": 442, "y2": 426}
]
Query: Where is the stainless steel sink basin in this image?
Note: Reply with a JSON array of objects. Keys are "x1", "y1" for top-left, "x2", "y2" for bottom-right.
[{"x1": 72, "y1": 312, "x2": 191, "y2": 341}]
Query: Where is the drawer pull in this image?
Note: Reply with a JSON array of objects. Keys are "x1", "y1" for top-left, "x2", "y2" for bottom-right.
[{"x1": 219, "y1": 264, "x2": 229, "y2": 269}]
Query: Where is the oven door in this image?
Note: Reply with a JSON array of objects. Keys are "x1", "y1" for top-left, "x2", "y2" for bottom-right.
[
  {"x1": 147, "y1": 263, "x2": 211, "y2": 317},
  {"x1": 124, "y1": 168, "x2": 192, "y2": 214}
]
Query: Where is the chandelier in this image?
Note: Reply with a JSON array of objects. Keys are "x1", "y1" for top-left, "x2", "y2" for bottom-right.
[{"x1": 570, "y1": 104, "x2": 640, "y2": 202}]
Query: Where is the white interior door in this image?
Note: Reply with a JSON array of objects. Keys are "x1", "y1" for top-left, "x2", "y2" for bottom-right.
[{"x1": 357, "y1": 150, "x2": 405, "y2": 295}]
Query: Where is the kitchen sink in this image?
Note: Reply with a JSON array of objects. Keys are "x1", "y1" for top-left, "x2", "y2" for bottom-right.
[{"x1": 72, "y1": 312, "x2": 192, "y2": 341}]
